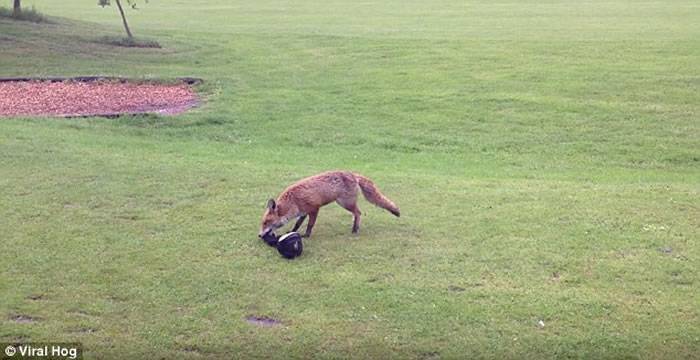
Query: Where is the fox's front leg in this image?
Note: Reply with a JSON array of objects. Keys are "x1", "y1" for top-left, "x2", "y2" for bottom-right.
[
  {"x1": 291, "y1": 215, "x2": 307, "y2": 232},
  {"x1": 303, "y1": 210, "x2": 318, "y2": 238}
]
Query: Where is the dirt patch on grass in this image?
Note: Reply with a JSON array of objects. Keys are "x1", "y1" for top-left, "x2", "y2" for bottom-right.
[
  {"x1": 245, "y1": 315, "x2": 282, "y2": 327},
  {"x1": 419, "y1": 350, "x2": 441, "y2": 360},
  {"x1": 0, "y1": 77, "x2": 200, "y2": 117},
  {"x1": 180, "y1": 345, "x2": 202, "y2": 354},
  {"x1": 10, "y1": 315, "x2": 38, "y2": 323},
  {"x1": 69, "y1": 327, "x2": 98, "y2": 334}
]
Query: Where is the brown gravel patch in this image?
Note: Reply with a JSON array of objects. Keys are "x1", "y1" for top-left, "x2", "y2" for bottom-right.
[{"x1": 0, "y1": 79, "x2": 199, "y2": 117}]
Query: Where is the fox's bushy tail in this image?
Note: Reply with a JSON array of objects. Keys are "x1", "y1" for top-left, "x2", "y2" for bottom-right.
[{"x1": 354, "y1": 173, "x2": 400, "y2": 217}]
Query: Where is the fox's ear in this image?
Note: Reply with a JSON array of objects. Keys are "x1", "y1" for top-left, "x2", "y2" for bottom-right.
[{"x1": 266, "y1": 198, "x2": 276, "y2": 211}]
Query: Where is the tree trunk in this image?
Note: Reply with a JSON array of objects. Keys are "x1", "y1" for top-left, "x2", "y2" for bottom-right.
[
  {"x1": 114, "y1": 0, "x2": 133, "y2": 39},
  {"x1": 13, "y1": 0, "x2": 21, "y2": 16}
]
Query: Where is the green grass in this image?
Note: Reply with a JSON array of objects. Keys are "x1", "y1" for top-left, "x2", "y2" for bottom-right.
[{"x1": 1, "y1": 0, "x2": 699, "y2": 358}]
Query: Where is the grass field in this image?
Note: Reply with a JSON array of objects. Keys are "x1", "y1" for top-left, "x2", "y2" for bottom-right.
[{"x1": 1, "y1": 1, "x2": 699, "y2": 358}]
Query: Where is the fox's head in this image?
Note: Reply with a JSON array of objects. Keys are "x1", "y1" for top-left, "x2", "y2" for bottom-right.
[{"x1": 259, "y1": 198, "x2": 288, "y2": 238}]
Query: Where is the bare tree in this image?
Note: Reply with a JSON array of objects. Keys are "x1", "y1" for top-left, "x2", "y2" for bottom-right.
[
  {"x1": 99, "y1": 0, "x2": 146, "y2": 40},
  {"x1": 114, "y1": 0, "x2": 133, "y2": 39},
  {"x1": 13, "y1": 0, "x2": 21, "y2": 16}
]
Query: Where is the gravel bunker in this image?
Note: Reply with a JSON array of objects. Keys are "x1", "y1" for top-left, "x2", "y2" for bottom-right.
[{"x1": 0, "y1": 78, "x2": 200, "y2": 117}]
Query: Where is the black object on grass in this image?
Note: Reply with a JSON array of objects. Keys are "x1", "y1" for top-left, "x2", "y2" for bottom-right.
[{"x1": 277, "y1": 232, "x2": 303, "y2": 259}]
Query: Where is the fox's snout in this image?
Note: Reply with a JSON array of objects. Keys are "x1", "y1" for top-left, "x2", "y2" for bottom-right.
[{"x1": 259, "y1": 227, "x2": 275, "y2": 238}]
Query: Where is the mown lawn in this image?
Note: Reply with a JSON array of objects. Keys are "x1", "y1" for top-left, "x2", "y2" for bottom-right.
[{"x1": 1, "y1": 1, "x2": 698, "y2": 358}]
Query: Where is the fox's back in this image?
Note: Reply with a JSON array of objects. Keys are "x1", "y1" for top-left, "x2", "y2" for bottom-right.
[{"x1": 280, "y1": 171, "x2": 358, "y2": 209}]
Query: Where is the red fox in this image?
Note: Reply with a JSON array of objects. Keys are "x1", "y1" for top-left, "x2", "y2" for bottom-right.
[{"x1": 259, "y1": 171, "x2": 400, "y2": 238}]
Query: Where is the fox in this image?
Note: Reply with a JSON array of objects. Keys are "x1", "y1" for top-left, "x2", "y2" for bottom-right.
[{"x1": 259, "y1": 170, "x2": 400, "y2": 239}]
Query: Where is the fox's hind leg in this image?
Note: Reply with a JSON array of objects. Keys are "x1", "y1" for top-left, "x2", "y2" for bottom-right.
[
  {"x1": 337, "y1": 197, "x2": 362, "y2": 234},
  {"x1": 292, "y1": 215, "x2": 307, "y2": 232}
]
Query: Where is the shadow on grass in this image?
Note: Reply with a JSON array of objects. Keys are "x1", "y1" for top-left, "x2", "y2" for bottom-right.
[
  {"x1": 95, "y1": 35, "x2": 161, "y2": 48},
  {"x1": 0, "y1": 6, "x2": 49, "y2": 23}
]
